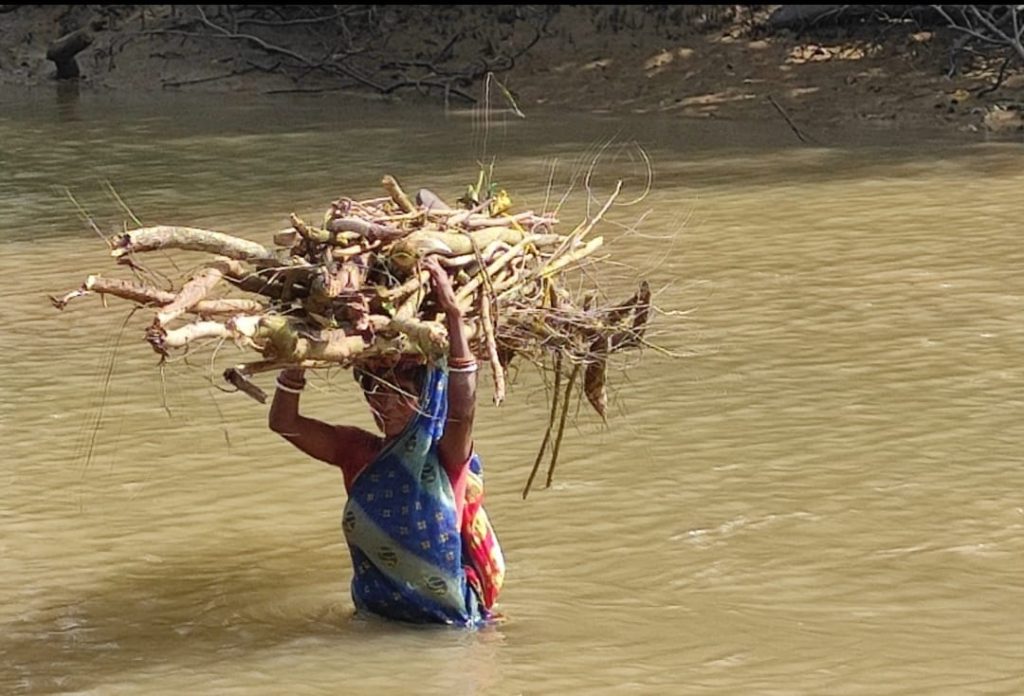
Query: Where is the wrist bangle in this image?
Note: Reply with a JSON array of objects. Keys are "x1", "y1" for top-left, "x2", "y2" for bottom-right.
[
  {"x1": 276, "y1": 376, "x2": 305, "y2": 394},
  {"x1": 448, "y1": 356, "x2": 477, "y2": 369},
  {"x1": 448, "y1": 363, "x2": 479, "y2": 374}
]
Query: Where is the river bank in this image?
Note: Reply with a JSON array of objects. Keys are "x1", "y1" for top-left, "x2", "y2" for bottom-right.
[{"x1": 3, "y1": 5, "x2": 1023, "y2": 140}]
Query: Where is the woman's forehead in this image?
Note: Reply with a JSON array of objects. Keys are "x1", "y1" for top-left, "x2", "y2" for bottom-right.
[
  {"x1": 358, "y1": 356, "x2": 423, "y2": 372},
  {"x1": 382, "y1": 365, "x2": 421, "y2": 380},
  {"x1": 358, "y1": 365, "x2": 423, "y2": 390}
]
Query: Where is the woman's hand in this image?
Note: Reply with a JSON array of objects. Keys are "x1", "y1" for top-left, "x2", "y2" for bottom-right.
[
  {"x1": 423, "y1": 255, "x2": 475, "y2": 473},
  {"x1": 424, "y1": 256, "x2": 460, "y2": 318}
]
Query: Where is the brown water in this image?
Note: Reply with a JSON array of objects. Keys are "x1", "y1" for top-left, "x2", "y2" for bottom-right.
[{"x1": 2, "y1": 89, "x2": 1023, "y2": 695}]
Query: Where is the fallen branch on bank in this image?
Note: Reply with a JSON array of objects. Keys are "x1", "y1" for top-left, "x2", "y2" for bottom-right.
[{"x1": 52, "y1": 173, "x2": 654, "y2": 492}]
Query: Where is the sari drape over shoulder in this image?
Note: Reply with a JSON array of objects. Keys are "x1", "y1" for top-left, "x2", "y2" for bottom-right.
[{"x1": 341, "y1": 362, "x2": 504, "y2": 626}]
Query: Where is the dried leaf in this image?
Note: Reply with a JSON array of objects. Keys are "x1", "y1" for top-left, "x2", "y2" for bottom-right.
[{"x1": 584, "y1": 359, "x2": 608, "y2": 421}]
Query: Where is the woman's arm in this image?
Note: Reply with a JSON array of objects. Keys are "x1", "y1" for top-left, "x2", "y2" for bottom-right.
[
  {"x1": 425, "y1": 257, "x2": 476, "y2": 472},
  {"x1": 268, "y1": 368, "x2": 348, "y2": 466}
]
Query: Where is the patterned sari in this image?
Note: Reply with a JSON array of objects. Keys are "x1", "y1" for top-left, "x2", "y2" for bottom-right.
[{"x1": 341, "y1": 362, "x2": 504, "y2": 626}]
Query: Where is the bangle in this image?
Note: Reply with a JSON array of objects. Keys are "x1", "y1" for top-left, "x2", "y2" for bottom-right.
[
  {"x1": 448, "y1": 363, "x2": 479, "y2": 374},
  {"x1": 276, "y1": 376, "x2": 305, "y2": 394},
  {"x1": 448, "y1": 356, "x2": 477, "y2": 369}
]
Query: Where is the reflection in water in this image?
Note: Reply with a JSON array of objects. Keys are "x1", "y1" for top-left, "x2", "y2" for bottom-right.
[
  {"x1": 2, "y1": 88, "x2": 1023, "y2": 695},
  {"x1": 55, "y1": 80, "x2": 82, "y2": 123}
]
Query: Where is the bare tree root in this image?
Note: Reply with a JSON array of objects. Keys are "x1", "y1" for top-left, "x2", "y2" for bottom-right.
[{"x1": 933, "y1": 5, "x2": 1024, "y2": 96}]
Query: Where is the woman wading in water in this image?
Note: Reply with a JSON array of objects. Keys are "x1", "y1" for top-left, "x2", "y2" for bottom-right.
[{"x1": 268, "y1": 257, "x2": 505, "y2": 626}]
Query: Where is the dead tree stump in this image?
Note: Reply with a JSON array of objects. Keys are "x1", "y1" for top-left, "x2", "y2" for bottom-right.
[{"x1": 46, "y1": 17, "x2": 105, "y2": 80}]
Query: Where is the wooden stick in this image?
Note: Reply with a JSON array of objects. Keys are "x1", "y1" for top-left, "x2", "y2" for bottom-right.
[
  {"x1": 223, "y1": 272, "x2": 288, "y2": 300},
  {"x1": 289, "y1": 213, "x2": 339, "y2": 244},
  {"x1": 548, "y1": 180, "x2": 620, "y2": 261},
  {"x1": 223, "y1": 365, "x2": 273, "y2": 403},
  {"x1": 463, "y1": 211, "x2": 557, "y2": 229},
  {"x1": 766, "y1": 94, "x2": 813, "y2": 144},
  {"x1": 455, "y1": 235, "x2": 536, "y2": 306},
  {"x1": 415, "y1": 188, "x2": 453, "y2": 212},
  {"x1": 111, "y1": 226, "x2": 279, "y2": 263},
  {"x1": 381, "y1": 175, "x2": 416, "y2": 213},
  {"x1": 272, "y1": 228, "x2": 301, "y2": 247},
  {"x1": 156, "y1": 311, "x2": 449, "y2": 362},
  {"x1": 491, "y1": 267, "x2": 525, "y2": 297},
  {"x1": 222, "y1": 358, "x2": 334, "y2": 403},
  {"x1": 545, "y1": 362, "x2": 581, "y2": 489},
  {"x1": 331, "y1": 242, "x2": 380, "y2": 259},
  {"x1": 227, "y1": 358, "x2": 326, "y2": 378},
  {"x1": 385, "y1": 317, "x2": 448, "y2": 352},
  {"x1": 437, "y1": 239, "x2": 512, "y2": 269},
  {"x1": 156, "y1": 265, "x2": 225, "y2": 326},
  {"x1": 403, "y1": 227, "x2": 527, "y2": 257},
  {"x1": 307, "y1": 329, "x2": 374, "y2": 362},
  {"x1": 379, "y1": 270, "x2": 429, "y2": 301},
  {"x1": 326, "y1": 216, "x2": 406, "y2": 242},
  {"x1": 85, "y1": 275, "x2": 174, "y2": 305},
  {"x1": 375, "y1": 210, "x2": 428, "y2": 223},
  {"x1": 51, "y1": 275, "x2": 265, "y2": 315},
  {"x1": 152, "y1": 320, "x2": 235, "y2": 350},
  {"x1": 574, "y1": 181, "x2": 621, "y2": 243},
  {"x1": 522, "y1": 353, "x2": 562, "y2": 499},
  {"x1": 539, "y1": 237, "x2": 603, "y2": 278},
  {"x1": 480, "y1": 288, "x2": 505, "y2": 406},
  {"x1": 394, "y1": 283, "x2": 426, "y2": 321}
]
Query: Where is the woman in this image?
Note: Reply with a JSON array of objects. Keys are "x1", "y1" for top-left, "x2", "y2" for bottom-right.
[{"x1": 268, "y1": 257, "x2": 504, "y2": 626}]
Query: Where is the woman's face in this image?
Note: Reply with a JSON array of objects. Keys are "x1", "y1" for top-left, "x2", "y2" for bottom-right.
[{"x1": 357, "y1": 366, "x2": 423, "y2": 438}]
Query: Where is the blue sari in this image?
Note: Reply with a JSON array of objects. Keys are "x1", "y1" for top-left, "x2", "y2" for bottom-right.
[{"x1": 341, "y1": 363, "x2": 491, "y2": 626}]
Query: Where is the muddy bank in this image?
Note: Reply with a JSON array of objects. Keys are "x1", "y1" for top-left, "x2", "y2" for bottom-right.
[{"x1": 3, "y1": 5, "x2": 1023, "y2": 140}]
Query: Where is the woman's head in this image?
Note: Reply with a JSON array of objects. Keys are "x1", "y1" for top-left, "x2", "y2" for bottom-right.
[{"x1": 353, "y1": 360, "x2": 426, "y2": 437}]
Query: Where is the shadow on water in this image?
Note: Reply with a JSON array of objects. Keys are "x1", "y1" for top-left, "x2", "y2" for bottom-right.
[
  {"x1": 54, "y1": 81, "x2": 82, "y2": 123},
  {"x1": 4, "y1": 556, "x2": 327, "y2": 692},
  {"x1": 2, "y1": 548, "x2": 494, "y2": 694}
]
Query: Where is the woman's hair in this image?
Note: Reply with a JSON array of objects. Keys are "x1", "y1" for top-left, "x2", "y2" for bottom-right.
[{"x1": 353, "y1": 362, "x2": 426, "y2": 397}]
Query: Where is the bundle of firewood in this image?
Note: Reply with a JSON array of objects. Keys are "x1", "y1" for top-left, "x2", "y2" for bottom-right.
[{"x1": 52, "y1": 174, "x2": 651, "y2": 491}]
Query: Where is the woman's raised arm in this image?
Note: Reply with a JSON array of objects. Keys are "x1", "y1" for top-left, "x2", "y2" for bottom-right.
[
  {"x1": 268, "y1": 368, "x2": 346, "y2": 466},
  {"x1": 425, "y1": 257, "x2": 476, "y2": 472}
]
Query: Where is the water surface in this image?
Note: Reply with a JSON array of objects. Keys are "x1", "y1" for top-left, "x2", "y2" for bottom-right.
[{"x1": 1, "y1": 88, "x2": 1022, "y2": 695}]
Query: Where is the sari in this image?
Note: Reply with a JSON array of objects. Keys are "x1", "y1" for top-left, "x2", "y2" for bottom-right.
[{"x1": 341, "y1": 362, "x2": 504, "y2": 626}]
